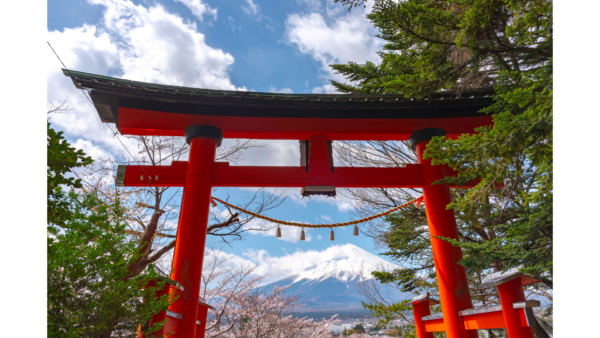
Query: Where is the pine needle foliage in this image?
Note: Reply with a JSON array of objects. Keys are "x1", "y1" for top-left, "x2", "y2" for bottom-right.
[
  {"x1": 47, "y1": 122, "x2": 93, "y2": 226},
  {"x1": 48, "y1": 123, "x2": 172, "y2": 337},
  {"x1": 331, "y1": 0, "x2": 552, "y2": 97},
  {"x1": 331, "y1": 0, "x2": 553, "y2": 334}
]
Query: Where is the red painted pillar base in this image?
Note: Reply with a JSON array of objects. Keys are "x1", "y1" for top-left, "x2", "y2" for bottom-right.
[
  {"x1": 137, "y1": 279, "x2": 182, "y2": 338},
  {"x1": 195, "y1": 301, "x2": 213, "y2": 338},
  {"x1": 498, "y1": 278, "x2": 535, "y2": 338},
  {"x1": 413, "y1": 302, "x2": 434, "y2": 338},
  {"x1": 168, "y1": 125, "x2": 223, "y2": 338},
  {"x1": 410, "y1": 128, "x2": 477, "y2": 338}
]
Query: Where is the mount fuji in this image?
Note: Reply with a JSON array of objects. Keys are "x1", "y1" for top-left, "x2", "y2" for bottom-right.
[{"x1": 258, "y1": 244, "x2": 412, "y2": 313}]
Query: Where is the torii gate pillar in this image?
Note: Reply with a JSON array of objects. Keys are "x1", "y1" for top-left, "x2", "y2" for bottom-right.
[
  {"x1": 168, "y1": 125, "x2": 223, "y2": 338},
  {"x1": 410, "y1": 128, "x2": 478, "y2": 338}
]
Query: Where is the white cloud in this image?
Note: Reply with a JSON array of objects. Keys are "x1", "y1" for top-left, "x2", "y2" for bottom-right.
[
  {"x1": 173, "y1": 0, "x2": 217, "y2": 21},
  {"x1": 88, "y1": 0, "x2": 244, "y2": 90},
  {"x1": 47, "y1": 0, "x2": 246, "y2": 162},
  {"x1": 202, "y1": 249, "x2": 256, "y2": 273},
  {"x1": 231, "y1": 140, "x2": 300, "y2": 166},
  {"x1": 226, "y1": 16, "x2": 240, "y2": 32},
  {"x1": 47, "y1": 24, "x2": 130, "y2": 155},
  {"x1": 241, "y1": 244, "x2": 370, "y2": 284},
  {"x1": 284, "y1": 6, "x2": 382, "y2": 92},
  {"x1": 157, "y1": 247, "x2": 259, "y2": 284},
  {"x1": 295, "y1": 0, "x2": 322, "y2": 9},
  {"x1": 243, "y1": 218, "x2": 313, "y2": 243},
  {"x1": 162, "y1": 244, "x2": 385, "y2": 285},
  {"x1": 288, "y1": 190, "x2": 308, "y2": 207},
  {"x1": 311, "y1": 83, "x2": 337, "y2": 94},
  {"x1": 242, "y1": 0, "x2": 260, "y2": 16},
  {"x1": 268, "y1": 86, "x2": 293, "y2": 94},
  {"x1": 288, "y1": 192, "x2": 353, "y2": 213},
  {"x1": 72, "y1": 139, "x2": 114, "y2": 160},
  {"x1": 332, "y1": 199, "x2": 352, "y2": 212},
  {"x1": 320, "y1": 215, "x2": 333, "y2": 222}
]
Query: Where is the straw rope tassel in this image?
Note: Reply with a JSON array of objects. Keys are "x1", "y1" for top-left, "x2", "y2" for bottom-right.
[{"x1": 210, "y1": 195, "x2": 424, "y2": 229}]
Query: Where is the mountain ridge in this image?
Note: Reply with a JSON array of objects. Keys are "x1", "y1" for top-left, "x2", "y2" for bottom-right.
[{"x1": 258, "y1": 244, "x2": 411, "y2": 312}]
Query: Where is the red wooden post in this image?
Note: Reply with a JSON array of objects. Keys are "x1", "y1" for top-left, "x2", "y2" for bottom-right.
[
  {"x1": 411, "y1": 293, "x2": 436, "y2": 338},
  {"x1": 195, "y1": 299, "x2": 214, "y2": 338},
  {"x1": 307, "y1": 135, "x2": 331, "y2": 172},
  {"x1": 168, "y1": 125, "x2": 222, "y2": 338},
  {"x1": 498, "y1": 278, "x2": 535, "y2": 338},
  {"x1": 411, "y1": 129, "x2": 477, "y2": 338},
  {"x1": 137, "y1": 278, "x2": 184, "y2": 338}
]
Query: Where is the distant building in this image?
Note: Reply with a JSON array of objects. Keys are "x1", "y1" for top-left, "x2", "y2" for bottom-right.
[{"x1": 353, "y1": 323, "x2": 365, "y2": 333}]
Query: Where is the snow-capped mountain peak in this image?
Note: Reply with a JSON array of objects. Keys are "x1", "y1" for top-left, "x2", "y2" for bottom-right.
[
  {"x1": 290, "y1": 245, "x2": 399, "y2": 284},
  {"x1": 259, "y1": 244, "x2": 407, "y2": 312}
]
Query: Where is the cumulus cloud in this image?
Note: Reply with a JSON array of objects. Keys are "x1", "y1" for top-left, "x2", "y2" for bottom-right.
[
  {"x1": 173, "y1": 0, "x2": 217, "y2": 21},
  {"x1": 241, "y1": 244, "x2": 371, "y2": 284},
  {"x1": 88, "y1": 0, "x2": 243, "y2": 89},
  {"x1": 47, "y1": 24, "x2": 129, "y2": 155},
  {"x1": 284, "y1": 4, "x2": 382, "y2": 92},
  {"x1": 156, "y1": 246, "x2": 259, "y2": 284},
  {"x1": 202, "y1": 249, "x2": 256, "y2": 273},
  {"x1": 72, "y1": 139, "x2": 115, "y2": 161},
  {"x1": 232, "y1": 139, "x2": 300, "y2": 166},
  {"x1": 47, "y1": 0, "x2": 246, "y2": 162},
  {"x1": 161, "y1": 244, "x2": 383, "y2": 285}
]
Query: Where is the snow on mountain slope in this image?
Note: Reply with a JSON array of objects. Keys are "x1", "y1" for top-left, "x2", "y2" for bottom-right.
[
  {"x1": 258, "y1": 244, "x2": 411, "y2": 311},
  {"x1": 290, "y1": 244, "x2": 398, "y2": 284}
]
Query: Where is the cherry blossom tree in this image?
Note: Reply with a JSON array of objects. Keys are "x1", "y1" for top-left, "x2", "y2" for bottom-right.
[{"x1": 192, "y1": 249, "x2": 338, "y2": 338}]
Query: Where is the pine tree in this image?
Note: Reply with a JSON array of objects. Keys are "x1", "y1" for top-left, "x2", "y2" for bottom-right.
[
  {"x1": 47, "y1": 123, "x2": 171, "y2": 337},
  {"x1": 331, "y1": 1, "x2": 553, "y2": 336}
]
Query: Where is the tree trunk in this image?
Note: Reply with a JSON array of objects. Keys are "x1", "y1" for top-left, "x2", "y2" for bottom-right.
[
  {"x1": 536, "y1": 316, "x2": 553, "y2": 336},
  {"x1": 533, "y1": 325, "x2": 550, "y2": 338}
]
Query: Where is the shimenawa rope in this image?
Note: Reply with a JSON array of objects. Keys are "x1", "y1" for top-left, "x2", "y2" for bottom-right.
[{"x1": 210, "y1": 195, "x2": 424, "y2": 229}]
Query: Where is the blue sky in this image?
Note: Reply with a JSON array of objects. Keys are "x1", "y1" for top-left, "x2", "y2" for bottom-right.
[
  {"x1": 49, "y1": 0, "x2": 327, "y2": 93},
  {"x1": 46, "y1": 0, "x2": 392, "y2": 283}
]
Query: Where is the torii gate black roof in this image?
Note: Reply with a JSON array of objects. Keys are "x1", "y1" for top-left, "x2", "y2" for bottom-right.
[{"x1": 62, "y1": 69, "x2": 496, "y2": 125}]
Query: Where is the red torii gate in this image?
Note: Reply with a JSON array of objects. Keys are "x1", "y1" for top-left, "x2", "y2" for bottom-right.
[{"x1": 64, "y1": 69, "x2": 536, "y2": 338}]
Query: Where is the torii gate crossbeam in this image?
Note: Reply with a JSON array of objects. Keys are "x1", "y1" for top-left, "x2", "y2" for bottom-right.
[{"x1": 62, "y1": 69, "x2": 535, "y2": 338}]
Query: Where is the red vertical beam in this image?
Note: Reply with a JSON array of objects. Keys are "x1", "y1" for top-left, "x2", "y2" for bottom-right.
[
  {"x1": 195, "y1": 304, "x2": 210, "y2": 338},
  {"x1": 413, "y1": 129, "x2": 476, "y2": 338},
  {"x1": 498, "y1": 278, "x2": 535, "y2": 338},
  {"x1": 169, "y1": 126, "x2": 221, "y2": 338},
  {"x1": 308, "y1": 135, "x2": 331, "y2": 174},
  {"x1": 413, "y1": 301, "x2": 434, "y2": 338}
]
